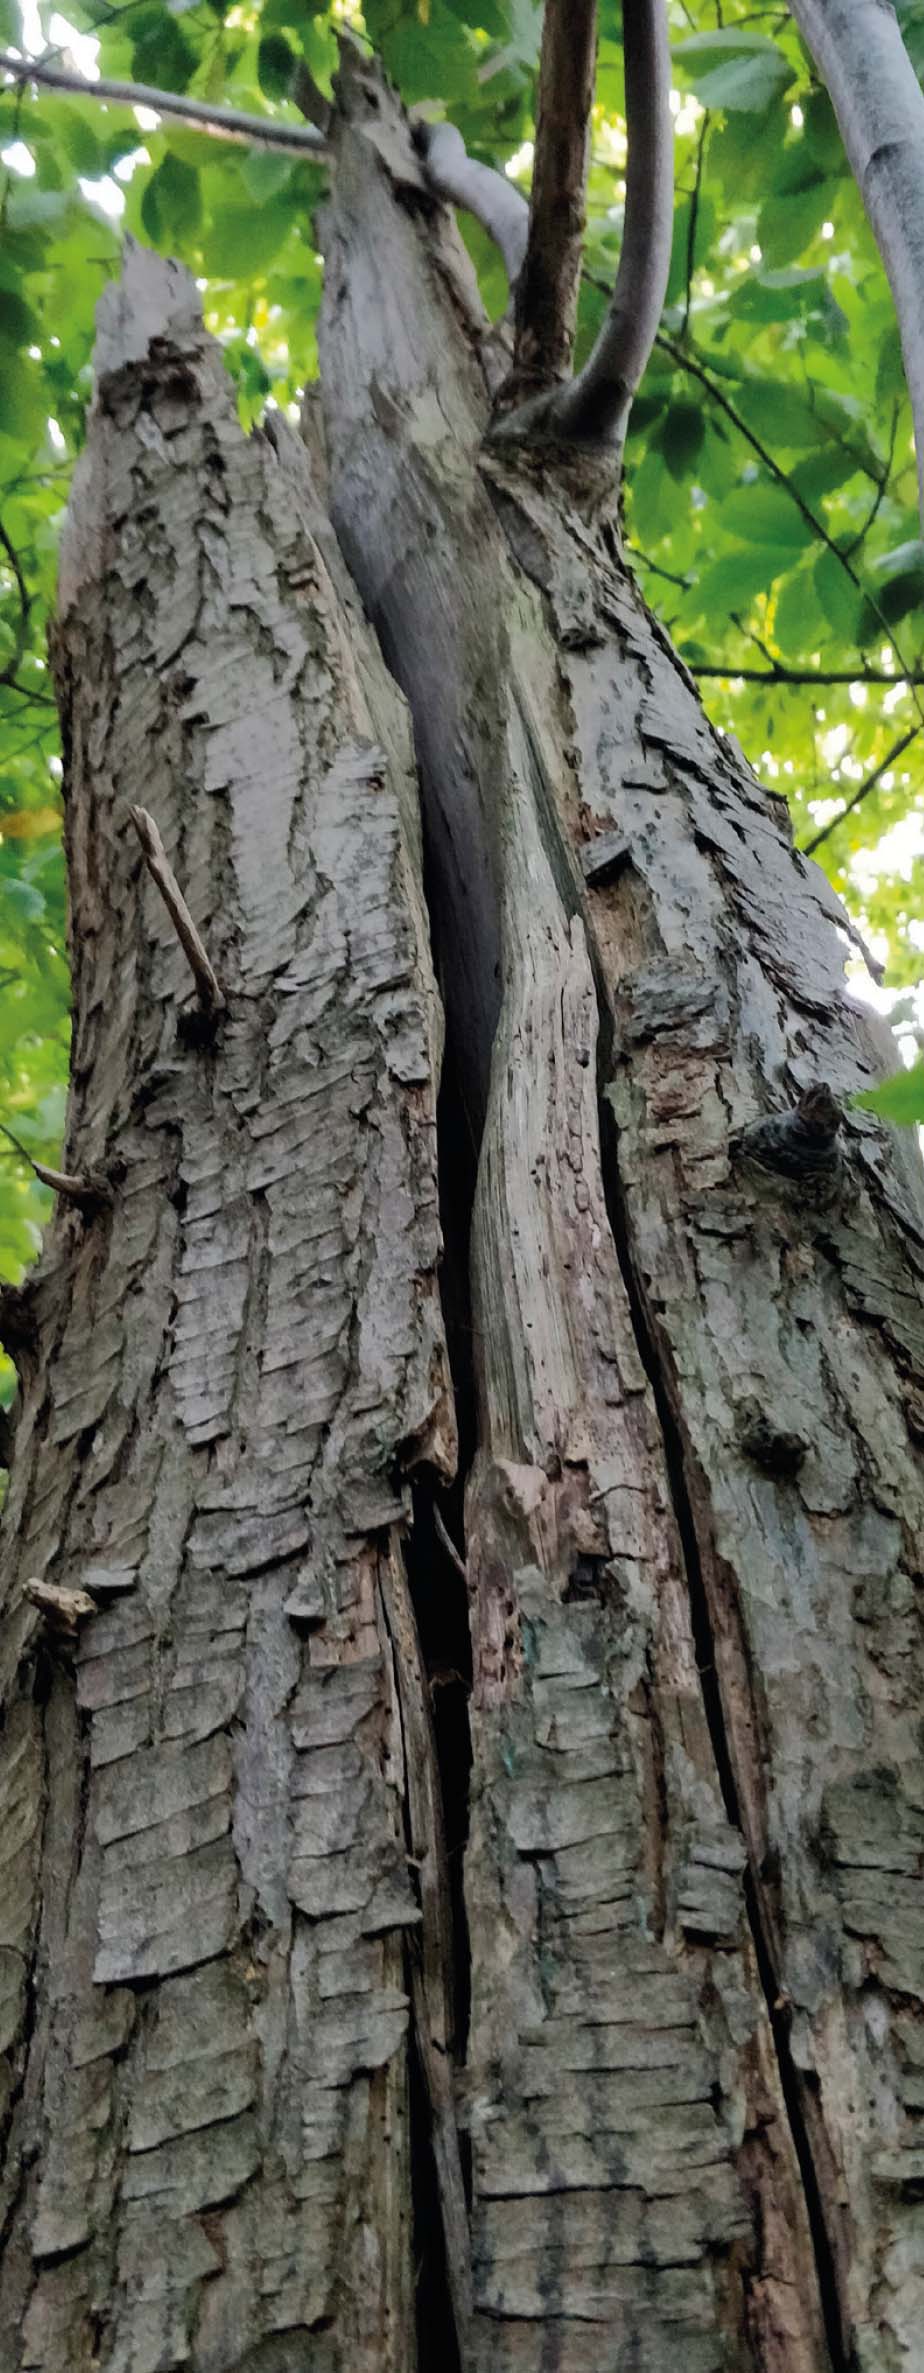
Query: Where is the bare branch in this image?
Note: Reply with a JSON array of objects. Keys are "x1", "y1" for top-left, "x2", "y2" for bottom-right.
[
  {"x1": 786, "y1": 0, "x2": 924, "y2": 525},
  {"x1": 689, "y1": 665, "x2": 924, "y2": 686},
  {"x1": 292, "y1": 59, "x2": 331, "y2": 137},
  {"x1": 0, "y1": 1119, "x2": 112, "y2": 1211},
  {"x1": 415, "y1": 120, "x2": 528, "y2": 295},
  {"x1": 129, "y1": 804, "x2": 226, "y2": 1018},
  {"x1": 544, "y1": 0, "x2": 673, "y2": 449},
  {"x1": 800, "y1": 724, "x2": 922, "y2": 857},
  {"x1": 1, "y1": 48, "x2": 328, "y2": 157},
  {"x1": 513, "y1": 0, "x2": 598, "y2": 392}
]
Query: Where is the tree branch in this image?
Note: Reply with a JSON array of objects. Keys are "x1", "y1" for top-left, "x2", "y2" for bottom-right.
[
  {"x1": 0, "y1": 48, "x2": 328, "y2": 157},
  {"x1": 414, "y1": 121, "x2": 529, "y2": 295},
  {"x1": 690, "y1": 664, "x2": 924, "y2": 686},
  {"x1": 800, "y1": 724, "x2": 921, "y2": 856},
  {"x1": 512, "y1": 0, "x2": 598, "y2": 392},
  {"x1": 547, "y1": 0, "x2": 673, "y2": 450},
  {"x1": 786, "y1": 0, "x2": 924, "y2": 525}
]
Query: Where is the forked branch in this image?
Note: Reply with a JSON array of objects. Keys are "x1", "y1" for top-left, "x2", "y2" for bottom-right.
[
  {"x1": 513, "y1": 0, "x2": 598, "y2": 393},
  {"x1": 786, "y1": 0, "x2": 924, "y2": 525},
  {"x1": 421, "y1": 0, "x2": 673, "y2": 461}
]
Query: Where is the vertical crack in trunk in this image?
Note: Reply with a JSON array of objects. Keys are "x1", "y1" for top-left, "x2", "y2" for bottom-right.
[
  {"x1": 395, "y1": 1021, "x2": 483, "y2": 2367},
  {"x1": 594, "y1": 1036, "x2": 848, "y2": 2373}
]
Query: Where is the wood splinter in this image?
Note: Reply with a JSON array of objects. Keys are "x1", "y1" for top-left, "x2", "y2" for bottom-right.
[
  {"x1": 25, "y1": 1577, "x2": 97, "y2": 1634},
  {"x1": 129, "y1": 805, "x2": 226, "y2": 1019}
]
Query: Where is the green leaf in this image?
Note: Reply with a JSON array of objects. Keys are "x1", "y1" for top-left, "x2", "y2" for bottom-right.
[
  {"x1": 720, "y1": 482, "x2": 815, "y2": 551},
  {"x1": 814, "y1": 548, "x2": 862, "y2": 642},
  {"x1": 206, "y1": 194, "x2": 293, "y2": 277},
  {"x1": 656, "y1": 401, "x2": 706, "y2": 483},
  {"x1": 854, "y1": 1057, "x2": 924, "y2": 1126},
  {"x1": 131, "y1": 7, "x2": 197, "y2": 92},
  {"x1": 141, "y1": 154, "x2": 202, "y2": 249},
  {"x1": 757, "y1": 178, "x2": 839, "y2": 267},
  {"x1": 257, "y1": 31, "x2": 295, "y2": 100},
  {"x1": 672, "y1": 30, "x2": 794, "y2": 113}
]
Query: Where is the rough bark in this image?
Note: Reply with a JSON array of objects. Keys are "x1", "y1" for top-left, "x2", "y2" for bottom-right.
[
  {"x1": 0, "y1": 241, "x2": 458, "y2": 2372},
  {"x1": 3, "y1": 41, "x2": 924, "y2": 2373},
  {"x1": 318, "y1": 50, "x2": 924, "y2": 2373}
]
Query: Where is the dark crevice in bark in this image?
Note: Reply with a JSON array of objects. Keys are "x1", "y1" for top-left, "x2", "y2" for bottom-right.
[
  {"x1": 408, "y1": 2041, "x2": 463, "y2": 2373},
  {"x1": 594, "y1": 1053, "x2": 849, "y2": 2373}
]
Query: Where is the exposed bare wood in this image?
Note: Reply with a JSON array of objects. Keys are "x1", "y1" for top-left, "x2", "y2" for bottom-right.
[
  {"x1": 512, "y1": 0, "x2": 598, "y2": 393},
  {"x1": 25, "y1": 1578, "x2": 96, "y2": 1632}
]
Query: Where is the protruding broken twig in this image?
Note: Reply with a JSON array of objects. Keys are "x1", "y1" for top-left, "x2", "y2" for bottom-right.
[
  {"x1": 130, "y1": 805, "x2": 226, "y2": 1020},
  {"x1": 735, "y1": 1084, "x2": 844, "y2": 1181},
  {"x1": 26, "y1": 1577, "x2": 97, "y2": 1634},
  {"x1": 0, "y1": 1120, "x2": 113, "y2": 1212}
]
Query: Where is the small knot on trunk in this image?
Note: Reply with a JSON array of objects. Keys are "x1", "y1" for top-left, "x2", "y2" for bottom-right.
[{"x1": 735, "y1": 1082, "x2": 843, "y2": 1181}]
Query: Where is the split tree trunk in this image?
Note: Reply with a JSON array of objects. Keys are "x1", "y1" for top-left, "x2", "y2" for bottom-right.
[{"x1": 2, "y1": 49, "x2": 924, "y2": 2373}]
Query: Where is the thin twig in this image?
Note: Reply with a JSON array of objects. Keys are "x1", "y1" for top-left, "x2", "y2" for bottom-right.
[
  {"x1": 129, "y1": 805, "x2": 226, "y2": 1017},
  {"x1": 800, "y1": 724, "x2": 921, "y2": 856},
  {"x1": 433, "y1": 1503, "x2": 468, "y2": 1584},
  {"x1": 0, "y1": 1120, "x2": 111, "y2": 1211},
  {"x1": 512, "y1": 0, "x2": 598, "y2": 392},
  {"x1": 690, "y1": 664, "x2": 924, "y2": 686},
  {"x1": 292, "y1": 58, "x2": 331, "y2": 137},
  {"x1": 653, "y1": 326, "x2": 924, "y2": 724},
  {"x1": 1, "y1": 47, "x2": 328, "y2": 157},
  {"x1": 680, "y1": 108, "x2": 709, "y2": 344}
]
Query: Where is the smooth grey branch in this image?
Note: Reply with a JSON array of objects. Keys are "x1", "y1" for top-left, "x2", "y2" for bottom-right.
[
  {"x1": 0, "y1": 48, "x2": 328, "y2": 157},
  {"x1": 415, "y1": 120, "x2": 529, "y2": 296},
  {"x1": 786, "y1": 0, "x2": 924, "y2": 524}
]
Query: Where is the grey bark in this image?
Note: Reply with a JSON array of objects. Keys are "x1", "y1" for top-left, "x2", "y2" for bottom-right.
[
  {"x1": 319, "y1": 49, "x2": 924, "y2": 2373},
  {"x1": 0, "y1": 239, "x2": 457, "y2": 2372},
  {"x1": 2, "y1": 40, "x2": 924, "y2": 2373}
]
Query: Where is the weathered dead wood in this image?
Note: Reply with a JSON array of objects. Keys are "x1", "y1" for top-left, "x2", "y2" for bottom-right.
[{"x1": 0, "y1": 240, "x2": 454, "y2": 2373}]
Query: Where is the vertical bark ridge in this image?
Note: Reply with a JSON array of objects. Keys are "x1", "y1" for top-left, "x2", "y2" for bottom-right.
[
  {"x1": 479, "y1": 447, "x2": 924, "y2": 2368},
  {"x1": 319, "y1": 53, "x2": 855, "y2": 2373},
  {"x1": 0, "y1": 241, "x2": 457, "y2": 2372}
]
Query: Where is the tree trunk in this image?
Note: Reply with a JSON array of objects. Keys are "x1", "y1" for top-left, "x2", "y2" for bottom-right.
[{"x1": 2, "y1": 50, "x2": 924, "y2": 2373}]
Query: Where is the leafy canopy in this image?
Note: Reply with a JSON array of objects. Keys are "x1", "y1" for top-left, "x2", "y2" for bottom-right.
[{"x1": 2, "y1": 0, "x2": 924, "y2": 1417}]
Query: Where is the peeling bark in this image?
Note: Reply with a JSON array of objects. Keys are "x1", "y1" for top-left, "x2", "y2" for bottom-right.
[
  {"x1": 318, "y1": 52, "x2": 924, "y2": 2373},
  {"x1": 0, "y1": 241, "x2": 457, "y2": 2373},
  {"x1": 3, "y1": 43, "x2": 924, "y2": 2373}
]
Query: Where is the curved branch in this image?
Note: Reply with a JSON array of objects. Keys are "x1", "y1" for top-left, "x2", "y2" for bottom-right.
[
  {"x1": 0, "y1": 48, "x2": 328, "y2": 156},
  {"x1": 513, "y1": 0, "x2": 598, "y2": 391},
  {"x1": 414, "y1": 121, "x2": 528, "y2": 294},
  {"x1": 786, "y1": 0, "x2": 924, "y2": 525}
]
